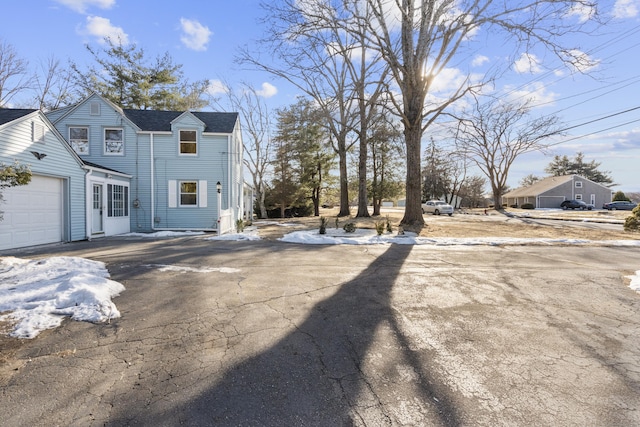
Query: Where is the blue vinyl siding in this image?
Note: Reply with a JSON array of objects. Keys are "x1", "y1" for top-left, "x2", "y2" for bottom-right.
[
  {"x1": 48, "y1": 93, "x2": 243, "y2": 233},
  {"x1": 0, "y1": 111, "x2": 86, "y2": 243}
]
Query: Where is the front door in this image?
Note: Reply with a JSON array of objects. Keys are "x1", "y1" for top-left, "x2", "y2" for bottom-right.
[{"x1": 92, "y1": 184, "x2": 104, "y2": 234}]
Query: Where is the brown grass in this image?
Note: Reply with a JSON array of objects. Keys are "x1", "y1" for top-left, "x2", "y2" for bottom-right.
[{"x1": 252, "y1": 207, "x2": 639, "y2": 241}]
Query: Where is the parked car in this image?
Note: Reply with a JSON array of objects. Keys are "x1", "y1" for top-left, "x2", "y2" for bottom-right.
[
  {"x1": 602, "y1": 201, "x2": 637, "y2": 211},
  {"x1": 560, "y1": 199, "x2": 593, "y2": 210},
  {"x1": 422, "y1": 200, "x2": 454, "y2": 216}
]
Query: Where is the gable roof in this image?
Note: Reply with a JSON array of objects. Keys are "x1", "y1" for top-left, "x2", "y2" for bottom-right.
[
  {"x1": 504, "y1": 175, "x2": 574, "y2": 198},
  {"x1": 0, "y1": 109, "x2": 37, "y2": 126},
  {"x1": 123, "y1": 109, "x2": 238, "y2": 133}
]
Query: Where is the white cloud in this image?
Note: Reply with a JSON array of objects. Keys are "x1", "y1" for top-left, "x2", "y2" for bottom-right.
[
  {"x1": 206, "y1": 79, "x2": 228, "y2": 96},
  {"x1": 564, "y1": 49, "x2": 600, "y2": 73},
  {"x1": 612, "y1": 0, "x2": 639, "y2": 18},
  {"x1": 255, "y1": 82, "x2": 278, "y2": 98},
  {"x1": 180, "y1": 18, "x2": 212, "y2": 51},
  {"x1": 54, "y1": 0, "x2": 115, "y2": 14},
  {"x1": 513, "y1": 53, "x2": 543, "y2": 74},
  {"x1": 503, "y1": 81, "x2": 557, "y2": 106},
  {"x1": 80, "y1": 15, "x2": 129, "y2": 44},
  {"x1": 471, "y1": 55, "x2": 489, "y2": 67},
  {"x1": 566, "y1": 4, "x2": 596, "y2": 22}
]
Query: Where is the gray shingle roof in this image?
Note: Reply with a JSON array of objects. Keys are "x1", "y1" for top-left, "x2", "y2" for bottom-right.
[
  {"x1": 503, "y1": 175, "x2": 574, "y2": 198},
  {"x1": 0, "y1": 109, "x2": 36, "y2": 126},
  {"x1": 123, "y1": 109, "x2": 238, "y2": 133}
]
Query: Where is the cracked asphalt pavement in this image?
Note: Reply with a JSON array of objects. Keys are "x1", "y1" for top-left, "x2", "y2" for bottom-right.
[{"x1": 1, "y1": 236, "x2": 639, "y2": 426}]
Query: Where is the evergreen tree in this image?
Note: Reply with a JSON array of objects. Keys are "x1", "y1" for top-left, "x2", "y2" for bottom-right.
[
  {"x1": 270, "y1": 98, "x2": 335, "y2": 217},
  {"x1": 71, "y1": 38, "x2": 209, "y2": 110},
  {"x1": 545, "y1": 152, "x2": 614, "y2": 185}
]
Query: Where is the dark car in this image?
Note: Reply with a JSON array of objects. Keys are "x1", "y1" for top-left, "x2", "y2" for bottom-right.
[
  {"x1": 602, "y1": 201, "x2": 637, "y2": 211},
  {"x1": 560, "y1": 199, "x2": 593, "y2": 210}
]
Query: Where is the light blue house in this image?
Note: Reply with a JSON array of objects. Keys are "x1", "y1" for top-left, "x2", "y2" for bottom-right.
[
  {"x1": 47, "y1": 93, "x2": 245, "y2": 236},
  {"x1": 0, "y1": 108, "x2": 134, "y2": 251},
  {"x1": 0, "y1": 109, "x2": 86, "y2": 250}
]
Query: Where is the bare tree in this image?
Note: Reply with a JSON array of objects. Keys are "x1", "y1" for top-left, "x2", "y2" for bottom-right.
[
  {"x1": 239, "y1": 0, "x2": 371, "y2": 217},
  {"x1": 32, "y1": 56, "x2": 77, "y2": 111},
  {"x1": 347, "y1": 0, "x2": 599, "y2": 228},
  {"x1": 214, "y1": 81, "x2": 274, "y2": 219},
  {"x1": 0, "y1": 39, "x2": 32, "y2": 107},
  {"x1": 454, "y1": 98, "x2": 561, "y2": 209}
]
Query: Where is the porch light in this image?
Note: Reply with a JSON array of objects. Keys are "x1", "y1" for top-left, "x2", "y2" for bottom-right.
[{"x1": 216, "y1": 181, "x2": 222, "y2": 193}]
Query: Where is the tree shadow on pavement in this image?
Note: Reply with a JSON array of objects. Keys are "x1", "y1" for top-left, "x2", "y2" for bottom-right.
[{"x1": 126, "y1": 243, "x2": 460, "y2": 426}]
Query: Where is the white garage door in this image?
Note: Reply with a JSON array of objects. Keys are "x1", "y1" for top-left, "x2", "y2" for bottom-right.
[{"x1": 0, "y1": 175, "x2": 63, "y2": 251}]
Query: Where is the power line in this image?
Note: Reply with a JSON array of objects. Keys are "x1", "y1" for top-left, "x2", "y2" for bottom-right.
[{"x1": 547, "y1": 117, "x2": 640, "y2": 147}]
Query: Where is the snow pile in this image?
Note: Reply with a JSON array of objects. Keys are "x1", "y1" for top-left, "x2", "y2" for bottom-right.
[
  {"x1": 628, "y1": 270, "x2": 640, "y2": 293},
  {"x1": 278, "y1": 228, "x2": 640, "y2": 247},
  {"x1": 0, "y1": 256, "x2": 125, "y2": 338}
]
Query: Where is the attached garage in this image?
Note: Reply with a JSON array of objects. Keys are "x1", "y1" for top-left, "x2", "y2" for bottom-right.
[
  {"x1": 0, "y1": 175, "x2": 65, "y2": 250},
  {"x1": 1, "y1": 109, "x2": 88, "y2": 252}
]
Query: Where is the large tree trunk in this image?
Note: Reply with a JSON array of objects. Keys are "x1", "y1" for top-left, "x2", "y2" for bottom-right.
[
  {"x1": 401, "y1": 123, "x2": 425, "y2": 228},
  {"x1": 356, "y1": 135, "x2": 369, "y2": 217},
  {"x1": 337, "y1": 144, "x2": 351, "y2": 217}
]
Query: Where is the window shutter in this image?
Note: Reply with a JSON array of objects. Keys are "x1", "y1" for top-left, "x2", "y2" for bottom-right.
[
  {"x1": 199, "y1": 180, "x2": 207, "y2": 207},
  {"x1": 168, "y1": 180, "x2": 177, "y2": 208}
]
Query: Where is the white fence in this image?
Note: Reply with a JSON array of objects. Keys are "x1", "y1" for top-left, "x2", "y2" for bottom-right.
[{"x1": 217, "y1": 209, "x2": 234, "y2": 235}]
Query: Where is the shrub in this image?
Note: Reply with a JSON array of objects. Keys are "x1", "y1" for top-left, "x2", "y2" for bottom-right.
[
  {"x1": 386, "y1": 215, "x2": 393, "y2": 233},
  {"x1": 624, "y1": 205, "x2": 640, "y2": 232},
  {"x1": 236, "y1": 219, "x2": 245, "y2": 233},
  {"x1": 343, "y1": 222, "x2": 356, "y2": 233},
  {"x1": 374, "y1": 221, "x2": 385, "y2": 236},
  {"x1": 319, "y1": 216, "x2": 328, "y2": 234},
  {"x1": 521, "y1": 203, "x2": 535, "y2": 210}
]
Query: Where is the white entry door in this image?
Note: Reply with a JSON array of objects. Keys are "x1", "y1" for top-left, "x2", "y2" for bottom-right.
[{"x1": 92, "y1": 184, "x2": 104, "y2": 234}]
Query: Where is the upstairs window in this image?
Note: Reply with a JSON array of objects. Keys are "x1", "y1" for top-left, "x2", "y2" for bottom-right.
[
  {"x1": 180, "y1": 130, "x2": 197, "y2": 155},
  {"x1": 575, "y1": 181, "x2": 583, "y2": 188},
  {"x1": 104, "y1": 128, "x2": 124, "y2": 155},
  {"x1": 70, "y1": 126, "x2": 89, "y2": 155}
]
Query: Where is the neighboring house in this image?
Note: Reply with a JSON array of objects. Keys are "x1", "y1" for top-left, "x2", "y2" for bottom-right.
[
  {"x1": 0, "y1": 109, "x2": 88, "y2": 250},
  {"x1": 502, "y1": 175, "x2": 613, "y2": 209},
  {"x1": 47, "y1": 93, "x2": 245, "y2": 235}
]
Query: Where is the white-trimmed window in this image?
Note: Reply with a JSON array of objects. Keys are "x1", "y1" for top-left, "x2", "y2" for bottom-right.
[
  {"x1": 107, "y1": 184, "x2": 129, "y2": 217},
  {"x1": 179, "y1": 130, "x2": 197, "y2": 155},
  {"x1": 575, "y1": 181, "x2": 583, "y2": 188},
  {"x1": 70, "y1": 126, "x2": 89, "y2": 154},
  {"x1": 104, "y1": 128, "x2": 124, "y2": 155},
  {"x1": 32, "y1": 122, "x2": 45, "y2": 143},
  {"x1": 180, "y1": 181, "x2": 198, "y2": 206},
  {"x1": 575, "y1": 194, "x2": 583, "y2": 200},
  {"x1": 168, "y1": 180, "x2": 208, "y2": 208}
]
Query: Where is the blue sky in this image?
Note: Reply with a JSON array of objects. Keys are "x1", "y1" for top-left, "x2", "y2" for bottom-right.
[{"x1": 2, "y1": 0, "x2": 639, "y2": 193}]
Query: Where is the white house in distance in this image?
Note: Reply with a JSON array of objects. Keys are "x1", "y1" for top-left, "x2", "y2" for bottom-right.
[{"x1": 502, "y1": 174, "x2": 613, "y2": 209}]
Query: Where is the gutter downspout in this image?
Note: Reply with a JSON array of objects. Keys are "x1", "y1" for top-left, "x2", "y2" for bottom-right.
[
  {"x1": 150, "y1": 133, "x2": 155, "y2": 231},
  {"x1": 84, "y1": 168, "x2": 92, "y2": 240}
]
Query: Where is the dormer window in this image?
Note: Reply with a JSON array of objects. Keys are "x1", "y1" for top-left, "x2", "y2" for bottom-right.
[{"x1": 180, "y1": 130, "x2": 197, "y2": 155}]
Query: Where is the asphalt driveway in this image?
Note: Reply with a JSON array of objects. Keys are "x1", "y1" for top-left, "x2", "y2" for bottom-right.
[{"x1": 1, "y1": 236, "x2": 639, "y2": 426}]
